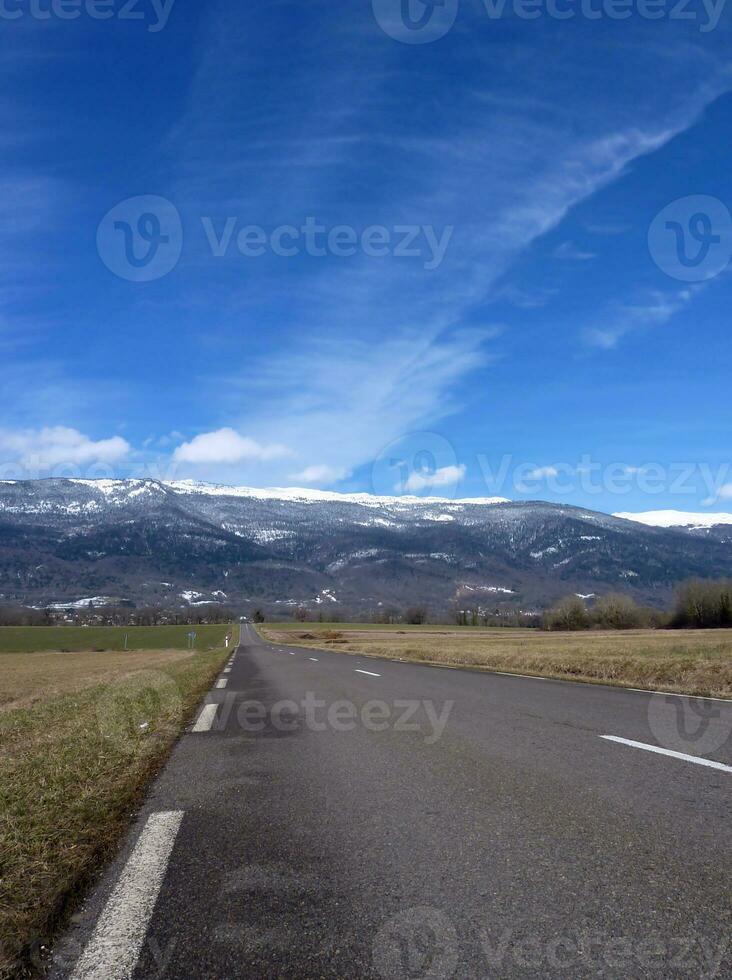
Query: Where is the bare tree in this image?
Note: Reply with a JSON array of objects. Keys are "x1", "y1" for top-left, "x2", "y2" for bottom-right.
[{"x1": 543, "y1": 595, "x2": 591, "y2": 631}]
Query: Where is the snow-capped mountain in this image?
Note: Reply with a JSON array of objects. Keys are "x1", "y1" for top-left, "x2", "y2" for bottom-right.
[
  {"x1": 1, "y1": 479, "x2": 731, "y2": 613},
  {"x1": 613, "y1": 510, "x2": 732, "y2": 529}
]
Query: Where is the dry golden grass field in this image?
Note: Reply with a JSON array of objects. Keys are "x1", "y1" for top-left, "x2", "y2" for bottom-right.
[
  {"x1": 260, "y1": 622, "x2": 732, "y2": 699},
  {"x1": 1, "y1": 648, "x2": 197, "y2": 713},
  {"x1": 0, "y1": 625, "x2": 232, "y2": 979}
]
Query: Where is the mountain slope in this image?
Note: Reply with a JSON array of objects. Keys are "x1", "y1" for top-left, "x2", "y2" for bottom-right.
[{"x1": 0, "y1": 479, "x2": 730, "y2": 613}]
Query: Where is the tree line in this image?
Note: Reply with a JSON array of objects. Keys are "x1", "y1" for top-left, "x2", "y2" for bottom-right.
[
  {"x1": 288, "y1": 604, "x2": 541, "y2": 628},
  {"x1": 543, "y1": 579, "x2": 732, "y2": 631}
]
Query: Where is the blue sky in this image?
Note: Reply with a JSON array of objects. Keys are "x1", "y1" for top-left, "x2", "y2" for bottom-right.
[{"x1": 1, "y1": 0, "x2": 732, "y2": 513}]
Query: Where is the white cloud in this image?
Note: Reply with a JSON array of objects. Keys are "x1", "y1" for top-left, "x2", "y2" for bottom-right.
[
  {"x1": 289, "y1": 464, "x2": 349, "y2": 484},
  {"x1": 172, "y1": 428, "x2": 293, "y2": 465},
  {"x1": 583, "y1": 288, "x2": 696, "y2": 350},
  {"x1": 552, "y1": 241, "x2": 596, "y2": 261},
  {"x1": 0, "y1": 426, "x2": 130, "y2": 469},
  {"x1": 704, "y1": 483, "x2": 732, "y2": 505},
  {"x1": 526, "y1": 465, "x2": 559, "y2": 480},
  {"x1": 225, "y1": 330, "x2": 494, "y2": 487},
  {"x1": 403, "y1": 464, "x2": 466, "y2": 493}
]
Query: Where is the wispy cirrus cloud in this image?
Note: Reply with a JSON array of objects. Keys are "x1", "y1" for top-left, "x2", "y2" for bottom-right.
[
  {"x1": 158, "y1": 5, "x2": 732, "y2": 461},
  {"x1": 149, "y1": 8, "x2": 732, "y2": 489},
  {"x1": 553, "y1": 241, "x2": 596, "y2": 261},
  {"x1": 583, "y1": 288, "x2": 697, "y2": 350},
  {"x1": 226, "y1": 329, "x2": 496, "y2": 484}
]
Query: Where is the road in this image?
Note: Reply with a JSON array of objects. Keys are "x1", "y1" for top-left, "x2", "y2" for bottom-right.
[{"x1": 53, "y1": 624, "x2": 732, "y2": 979}]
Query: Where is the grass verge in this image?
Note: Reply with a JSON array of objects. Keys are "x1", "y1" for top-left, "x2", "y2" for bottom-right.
[
  {"x1": 0, "y1": 633, "x2": 231, "y2": 979},
  {"x1": 260, "y1": 623, "x2": 732, "y2": 699}
]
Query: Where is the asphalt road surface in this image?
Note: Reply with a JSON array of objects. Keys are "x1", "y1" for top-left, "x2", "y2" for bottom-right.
[{"x1": 53, "y1": 624, "x2": 732, "y2": 979}]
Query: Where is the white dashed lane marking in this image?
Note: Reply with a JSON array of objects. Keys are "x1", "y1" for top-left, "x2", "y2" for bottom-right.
[
  {"x1": 355, "y1": 669, "x2": 381, "y2": 677},
  {"x1": 600, "y1": 736, "x2": 732, "y2": 774},
  {"x1": 70, "y1": 811, "x2": 184, "y2": 980},
  {"x1": 192, "y1": 703, "x2": 219, "y2": 732}
]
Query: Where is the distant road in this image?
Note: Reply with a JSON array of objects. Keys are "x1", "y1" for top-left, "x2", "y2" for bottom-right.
[{"x1": 55, "y1": 624, "x2": 732, "y2": 978}]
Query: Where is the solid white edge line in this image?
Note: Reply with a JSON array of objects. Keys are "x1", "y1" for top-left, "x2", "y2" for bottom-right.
[
  {"x1": 192, "y1": 703, "x2": 218, "y2": 732},
  {"x1": 490, "y1": 669, "x2": 549, "y2": 681},
  {"x1": 216, "y1": 678, "x2": 227, "y2": 689},
  {"x1": 627, "y1": 688, "x2": 732, "y2": 703},
  {"x1": 355, "y1": 669, "x2": 381, "y2": 677},
  {"x1": 600, "y1": 735, "x2": 732, "y2": 773},
  {"x1": 70, "y1": 811, "x2": 184, "y2": 980}
]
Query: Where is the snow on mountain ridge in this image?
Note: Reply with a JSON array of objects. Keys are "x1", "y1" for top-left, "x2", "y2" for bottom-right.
[
  {"x1": 67, "y1": 478, "x2": 159, "y2": 497},
  {"x1": 614, "y1": 510, "x2": 732, "y2": 528},
  {"x1": 163, "y1": 480, "x2": 510, "y2": 507},
  {"x1": 46, "y1": 478, "x2": 511, "y2": 507}
]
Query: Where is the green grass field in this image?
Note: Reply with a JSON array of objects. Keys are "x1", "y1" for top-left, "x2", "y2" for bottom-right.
[{"x1": 0, "y1": 624, "x2": 230, "y2": 654}]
